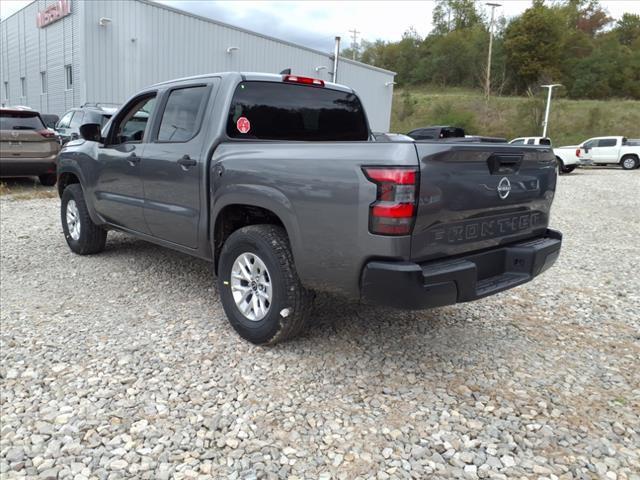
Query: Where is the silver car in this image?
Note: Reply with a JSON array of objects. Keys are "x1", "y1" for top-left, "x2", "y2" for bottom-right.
[{"x1": 0, "y1": 108, "x2": 61, "y2": 186}]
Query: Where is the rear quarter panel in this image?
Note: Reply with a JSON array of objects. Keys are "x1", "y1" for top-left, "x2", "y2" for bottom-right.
[{"x1": 211, "y1": 142, "x2": 419, "y2": 297}]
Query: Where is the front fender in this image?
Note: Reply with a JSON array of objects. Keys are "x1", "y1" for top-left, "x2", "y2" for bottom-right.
[{"x1": 57, "y1": 146, "x2": 103, "y2": 226}]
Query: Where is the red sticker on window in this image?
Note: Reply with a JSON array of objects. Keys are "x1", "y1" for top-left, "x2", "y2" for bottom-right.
[{"x1": 236, "y1": 116, "x2": 251, "y2": 134}]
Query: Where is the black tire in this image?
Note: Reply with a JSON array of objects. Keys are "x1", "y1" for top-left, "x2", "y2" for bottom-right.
[
  {"x1": 38, "y1": 173, "x2": 57, "y2": 186},
  {"x1": 217, "y1": 224, "x2": 313, "y2": 345},
  {"x1": 556, "y1": 158, "x2": 575, "y2": 174},
  {"x1": 620, "y1": 155, "x2": 639, "y2": 170},
  {"x1": 61, "y1": 184, "x2": 107, "y2": 255}
]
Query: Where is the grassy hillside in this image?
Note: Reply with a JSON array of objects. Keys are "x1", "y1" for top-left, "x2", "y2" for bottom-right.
[{"x1": 390, "y1": 86, "x2": 640, "y2": 146}]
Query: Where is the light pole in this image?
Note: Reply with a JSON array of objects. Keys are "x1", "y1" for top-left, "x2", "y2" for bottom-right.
[
  {"x1": 541, "y1": 84, "x2": 562, "y2": 138},
  {"x1": 485, "y1": 2, "x2": 501, "y2": 99}
]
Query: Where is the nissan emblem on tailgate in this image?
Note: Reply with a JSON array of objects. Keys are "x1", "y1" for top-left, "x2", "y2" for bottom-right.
[{"x1": 497, "y1": 177, "x2": 511, "y2": 199}]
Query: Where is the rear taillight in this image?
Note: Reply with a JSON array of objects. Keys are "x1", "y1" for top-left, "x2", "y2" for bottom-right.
[
  {"x1": 38, "y1": 129, "x2": 56, "y2": 139},
  {"x1": 362, "y1": 167, "x2": 418, "y2": 236},
  {"x1": 575, "y1": 149, "x2": 581, "y2": 157},
  {"x1": 283, "y1": 74, "x2": 325, "y2": 87}
]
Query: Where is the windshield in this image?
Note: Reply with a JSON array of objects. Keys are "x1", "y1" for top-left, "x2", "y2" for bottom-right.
[
  {"x1": 0, "y1": 111, "x2": 45, "y2": 131},
  {"x1": 227, "y1": 81, "x2": 369, "y2": 141}
]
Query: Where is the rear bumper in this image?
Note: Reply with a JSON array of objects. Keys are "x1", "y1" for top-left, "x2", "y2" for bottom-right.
[
  {"x1": 0, "y1": 155, "x2": 58, "y2": 177},
  {"x1": 361, "y1": 229, "x2": 562, "y2": 309}
]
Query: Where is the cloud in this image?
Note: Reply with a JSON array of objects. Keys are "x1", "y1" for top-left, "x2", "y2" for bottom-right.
[{"x1": 158, "y1": 1, "x2": 336, "y2": 52}]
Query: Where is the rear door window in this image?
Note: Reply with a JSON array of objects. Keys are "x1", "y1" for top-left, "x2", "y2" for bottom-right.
[
  {"x1": 227, "y1": 81, "x2": 369, "y2": 141},
  {"x1": 157, "y1": 85, "x2": 208, "y2": 142},
  {"x1": 0, "y1": 111, "x2": 45, "y2": 131},
  {"x1": 69, "y1": 111, "x2": 85, "y2": 128},
  {"x1": 597, "y1": 138, "x2": 617, "y2": 147}
]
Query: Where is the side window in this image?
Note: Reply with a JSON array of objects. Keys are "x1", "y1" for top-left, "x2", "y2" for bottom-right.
[
  {"x1": 57, "y1": 111, "x2": 74, "y2": 129},
  {"x1": 526, "y1": 139, "x2": 535, "y2": 145},
  {"x1": 597, "y1": 138, "x2": 617, "y2": 147},
  {"x1": 157, "y1": 85, "x2": 208, "y2": 142},
  {"x1": 583, "y1": 140, "x2": 596, "y2": 149},
  {"x1": 510, "y1": 139, "x2": 525, "y2": 145},
  {"x1": 110, "y1": 94, "x2": 156, "y2": 145},
  {"x1": 540, "y1": 138, "x2": 552, "y2": 146},
  {"x1": 69, "y1": 111, "x2": 85, "y2": 128}
]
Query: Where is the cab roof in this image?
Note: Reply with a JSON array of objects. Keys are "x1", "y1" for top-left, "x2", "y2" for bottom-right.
[{"x1": 151, "y1": 72, "x2": 354, "y2": 94}]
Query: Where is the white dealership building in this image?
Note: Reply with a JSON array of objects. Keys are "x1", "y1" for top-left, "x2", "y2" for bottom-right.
[{"x1": 0, "y1": 0, "x2": 396, "y2": 131}]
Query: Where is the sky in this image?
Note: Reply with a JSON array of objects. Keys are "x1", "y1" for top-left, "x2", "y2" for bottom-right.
[{"x1": 1, "y1": 0, "x2": 637, "y2": 52}]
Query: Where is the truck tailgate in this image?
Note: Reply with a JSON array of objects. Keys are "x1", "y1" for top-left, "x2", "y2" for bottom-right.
[{"x1": 411, "y1": 143, "x2": 557, "y2": 262}]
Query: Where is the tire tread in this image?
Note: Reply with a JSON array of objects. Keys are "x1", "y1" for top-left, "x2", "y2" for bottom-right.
[{"x1": 61, "y1": 184, "x2": 107, "y2": 255}]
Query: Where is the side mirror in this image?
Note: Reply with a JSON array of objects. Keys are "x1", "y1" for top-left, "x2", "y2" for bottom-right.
[{"x1": 79, "y1": 123, "x2": 102, "y2": 142}]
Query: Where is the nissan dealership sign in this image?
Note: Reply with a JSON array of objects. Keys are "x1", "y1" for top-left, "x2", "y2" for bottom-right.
[{"x1": 37, "y1": 0, "x2": 71, "y2": 28}]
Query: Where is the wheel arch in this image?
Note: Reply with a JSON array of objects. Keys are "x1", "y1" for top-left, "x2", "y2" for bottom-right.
[
  {"x1": 620, "y1": 154, "x2": 639, "y2": 169},
  {"x1": 57, "y1": 170, "x2": 82, "y2": 198},
  {"x1": 211, "y1": 189, "x2": 302, "y2": 274}
]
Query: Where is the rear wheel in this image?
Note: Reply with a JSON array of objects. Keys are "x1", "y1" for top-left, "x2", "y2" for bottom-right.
[
  {"x1": 61, "y1": 184, "x2": 107, "y2": 255},
  {"x1": 217, "y1": 224, "x2": 313, "y2": 345},
  {"x1": 556, "y1": 157, "x2": 575, "y2": 174},
  {"x1": 38, "y1": 173, "x2": 57, "y2": 186},
  {"x1": 621, "y1": 155, "x2": 639, "y2": 170}
]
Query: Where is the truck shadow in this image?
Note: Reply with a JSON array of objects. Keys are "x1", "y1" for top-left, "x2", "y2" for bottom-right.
[{"x1": 101, "y1": 232, "x2": 524, "y2": 369}]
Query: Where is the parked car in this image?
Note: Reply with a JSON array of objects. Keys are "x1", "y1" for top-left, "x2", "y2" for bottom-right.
[
  {"x1": 56, "y1": 103, "x2": 118, "y2": 144},
  {"x1": 576, "y1": 136, "x2": 640, "y2": 170},
  {"x1": 508, "y1": 136, "x2": 578, "y2": 174},
  {"x1": 408, "y1": 125, "x2": 465, "y2": 140},
  {"x1": 408, "y1": 126, "x2": 506, "y2": 143},
  {"x1": 0, "y1": 107, "x2": 60, "y2": 186},
  {"x1": 40, "y1": 113, "x2": 59, "y2": 130},
  {"x1": 509, "y1": 136, "x2": 552, "y2": 146},
  {"x1": 57, "y1": 72, "x2": 562, "y2": 345}
]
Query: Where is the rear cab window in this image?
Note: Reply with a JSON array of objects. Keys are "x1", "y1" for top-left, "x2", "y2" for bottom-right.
[
  {"x1": 226, "y1": 81, "x2": 369, "y2": 141},
  {"x1": 0, "y1": 111, "x2": 45, "y2": 131}
]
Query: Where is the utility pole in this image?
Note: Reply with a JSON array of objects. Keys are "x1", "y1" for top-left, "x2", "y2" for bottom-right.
[
  {"x1": 348, "y1": 28, "x2": 360, "y2": 60},
  {"x1": 485, "y1": 3, "x2": 501, "y2": 99},
  {"x1": 541, "y1": 84, "x2": 562, "y2": 138}
]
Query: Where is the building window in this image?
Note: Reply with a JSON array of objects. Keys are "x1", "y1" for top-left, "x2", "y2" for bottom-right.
[
  {"x1": 65, "y1": 65, "x2": 73, "y2": 89},
  {"x1": 3, "y1": 81, "x2": 7, "y2": 100},
  {"x1": 20, "y1": 77, "x2": 26, "y2": 98},
  {"x1": 41, "y1": 72, "x2": 47, "y2": 94}
]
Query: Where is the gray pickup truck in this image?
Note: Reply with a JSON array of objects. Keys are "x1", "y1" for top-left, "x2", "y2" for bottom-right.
[{"x1": 57, "y1": 72, "x2": 562, "y2": 344}]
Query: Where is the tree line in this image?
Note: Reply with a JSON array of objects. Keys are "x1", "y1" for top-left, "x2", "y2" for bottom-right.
[{"x1": 343, "y1": 0, "x2": 640, "y2": 99}]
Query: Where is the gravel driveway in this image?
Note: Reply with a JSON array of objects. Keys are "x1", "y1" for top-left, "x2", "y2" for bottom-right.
[{"x1": 1, "y1": 169, "x2": 639, "y2": 480}]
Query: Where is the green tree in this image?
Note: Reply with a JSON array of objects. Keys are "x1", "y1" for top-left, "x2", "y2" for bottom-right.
[
  {"x1": 503, "y1": 2, "x2": 565, "y2": 92},
  {"x1": 432, "y1": 0, "x2": 485, "y2": 34},
  {"x1": 613, "y1": 13, "x2": 640, "y2": 46}
]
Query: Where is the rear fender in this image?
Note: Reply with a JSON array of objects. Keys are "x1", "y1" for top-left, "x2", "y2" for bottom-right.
[{"x1": 211, "y1": 184, "x2": 302, "y2": 264}]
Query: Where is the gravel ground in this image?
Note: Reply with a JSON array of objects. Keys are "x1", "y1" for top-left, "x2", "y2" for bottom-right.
[{"x1": 1, "y1": 168, "x2": 639, "y2": 480}]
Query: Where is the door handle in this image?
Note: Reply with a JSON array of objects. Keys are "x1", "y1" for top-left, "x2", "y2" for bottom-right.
[
  {"x1": 127, "y1": 153, "x2": 140, "y2": 165},
  {"x1": 177, "y1": 155, "x2": 197, "y2": 169}
]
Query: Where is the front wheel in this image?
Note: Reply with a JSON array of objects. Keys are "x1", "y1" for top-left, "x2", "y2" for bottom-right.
[
  {"x1": 621, "y1": 155, "x2": 639, "y2": 170},
  {"x1": 61, "y1": 184, "x2": 107, "y2": 255},
  {"x1": 217, "y1": 225, "x2": 313, "y2": 345}
]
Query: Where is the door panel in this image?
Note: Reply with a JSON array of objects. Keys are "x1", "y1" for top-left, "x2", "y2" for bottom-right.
[
  {"x1": 141, "y1": 143, "x2": 201, "y2": 247},
  {"x1": 93, "y1": 93, "x2": 157, "y2": 233},
  {"x1": 141, "y1": 83, "x2": 215, "y2": 248},
  {"x1": 94, "y1": 143, "x2": 148, "y2": 232}
]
